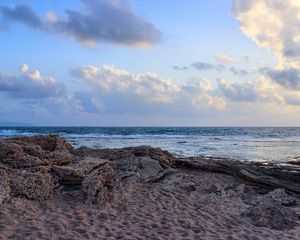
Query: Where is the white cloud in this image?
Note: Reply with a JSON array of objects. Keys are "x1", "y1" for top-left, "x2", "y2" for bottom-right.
[
  {"x1": 233, "y1": 0, "x2": 300, "y2": 64},
  {"x1": 217, "y1": 75, "x2": 300, "y2": 106},
  {"x1": 233, "y1": 0, "x2": 300, "y2": 84},
  {"x1": 71, "y1": 64, "x2": 180, "y2": 103},
  {"x1": 20, "y1": 63, "x2": 29, "y2": 73},
  {"x1": 215, "y1": 54, "x2": 236, "y2": 64},
  {"x1": 71, "y1": 65, "x2": 226, "y2": 114},
  {"x1": 0, "y1": 64, "x2": 65, "y2": 98},
  {"x1": 228, "y1": 0, "x2": 300, "y2": 107}
]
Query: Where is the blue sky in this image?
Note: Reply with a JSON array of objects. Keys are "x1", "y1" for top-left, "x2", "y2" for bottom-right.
[{"x1": 0, "y1": 0, "x2": 299, "y2": 126}]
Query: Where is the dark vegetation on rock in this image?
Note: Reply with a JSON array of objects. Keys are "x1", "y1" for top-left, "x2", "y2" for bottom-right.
[{"x1": 0, "y1": 135, "x2": 299, "y2": 230}]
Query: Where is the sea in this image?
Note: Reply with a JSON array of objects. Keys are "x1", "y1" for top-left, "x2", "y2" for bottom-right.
[{"x1": 0, "y1": 127, "x2": 300, "y2": 163}]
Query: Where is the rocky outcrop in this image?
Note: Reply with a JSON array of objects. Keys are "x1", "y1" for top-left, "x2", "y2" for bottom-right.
[
  {"x1": 0, "y1": 135, "x2": 299, "y2": 231},
  {"x1": 75, "y1": 145, "x2": 176, "y2": 167},
  {"x1": 81, "y1": 162, "x2": 117, "y2": 207},
  {"x1": 0, "y1": 135, "x2": 75, "y2": 201},
  {"x1": 52, "y1": 157, "x2": 108, "y2": 186},
  {"x1": 11, "y1": 169, "x2": 54, "y2": 201},
  {"x1": 175, "y1": 157, "x2": 300, "y2": 194},
  {"x1": 75, "y1": 146, "x2": 175, "y2": 184},
  {"x1": 0, "y1": 141, "x2": 46, "y2": 168},
  {"x1": 0, "y1": 135, "x2": 74, "y2": 168}
]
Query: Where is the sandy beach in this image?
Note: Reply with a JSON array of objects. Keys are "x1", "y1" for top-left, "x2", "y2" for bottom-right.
[{"x1": 0, "y1": 135, "x2": 300, "y2": 239}]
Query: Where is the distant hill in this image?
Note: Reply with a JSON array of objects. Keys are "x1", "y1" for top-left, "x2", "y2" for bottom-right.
[{"x1": 0, "y1": 121, "x2": 35, "y2": 127}]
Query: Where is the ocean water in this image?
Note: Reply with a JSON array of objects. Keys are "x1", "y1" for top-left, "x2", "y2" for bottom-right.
[{"x1": 0, "y1": 127, "x2": 300, "y2": 162}]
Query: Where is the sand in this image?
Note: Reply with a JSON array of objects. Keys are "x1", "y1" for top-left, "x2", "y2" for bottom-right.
[{"x1": 1, "y1": 168, "x2": 299, "y2": 240}]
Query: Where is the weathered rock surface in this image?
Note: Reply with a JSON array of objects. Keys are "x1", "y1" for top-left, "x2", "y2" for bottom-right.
[
  {"x1": 0, "y1": 167, "x2": 11, "y2": 204},
  {"x1": 246, "y1": 188, "x2": 298, "y2": 207},
  {"x1": 81, "y1": 162, "x2": 117, "y2": 206},
  {"x1": 113, "y1": 156, "x2": 167, "y2": 183},
  {"x1": 75, "y1": 145, "x2": 176, "y2": 167},
  {"x1": 0, "y1": 135, "x2": 74, "y2": 168},
  {"x1": 52, "y1": 157, "x2": 108, "y2": 185},
  {"x1": 11, "y1": 169, "x2": 54, "y2": 201},
  {"x1": 75, "y1": 146, "x2": 174, "y2": 184},
  {"x1": 161, "y1": 173, "x2": 196, "y2": 192},
  {"x1": 243, "y1": 202, "x2": 298, "y2": 230},
  {"x1": 175, "y1": 157, "x2": 300, "y2": 194},
  {"x1": 265, "y1": 188, "x2": 298, "y2": 206}
]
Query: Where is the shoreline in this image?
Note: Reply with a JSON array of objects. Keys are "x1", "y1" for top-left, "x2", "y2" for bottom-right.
[
  {"x1": 1, "y1": 126, "x2": 300, "y2": 163},
  {"x1": 0, "y1": 135, "x2": 300, "y2": 239}
]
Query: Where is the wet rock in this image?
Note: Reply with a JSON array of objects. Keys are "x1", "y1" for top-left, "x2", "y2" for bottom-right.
[
  {"x1": 0, "y1": 167, "x2": 11, "y2": 204},
  {"x1": 11, "y1": 169, "x2": 54, "y2": 200},
  {"x1": 287, "y1": 159, "x2": 300, "y2": 166},
  {"x1": 244, "y1": 202, "x2": 298, "y2": 230},
  {"x1": 81, "y1": 162, "x2": 117, "y2": 206},
  {"x1": 52, "y1": 157, "x2": 108, "y2": 185}
]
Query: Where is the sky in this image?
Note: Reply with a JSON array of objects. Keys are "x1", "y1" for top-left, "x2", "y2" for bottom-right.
[{"x1": 0, "y1": 0, "x2": 300, "y2": 126}]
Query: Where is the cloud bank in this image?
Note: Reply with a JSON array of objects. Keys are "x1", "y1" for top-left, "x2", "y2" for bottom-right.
[
  {"x1": 71, "y1": 64, "x2": 226, "y2": 115},
  {"x1": 224, "y1": 0, "x2": 300, "y2": 108},
  {"x1": 233, "y1": 0, "x2": 300, "y2": 89},
  {"x1": 0, "y1": 64, "x2": 65, "y2": 98},
  {"x1": 0, "y1": 0, "x2": 161, "y2": 48}
]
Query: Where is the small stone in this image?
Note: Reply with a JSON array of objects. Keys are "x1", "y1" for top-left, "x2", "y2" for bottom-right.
[{"x1": 265, "y1": 188, "x2": 297, "y2": 206}]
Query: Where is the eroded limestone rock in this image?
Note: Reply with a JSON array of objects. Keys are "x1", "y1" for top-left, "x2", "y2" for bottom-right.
[
  {"x1": 0, "y1": 167, "x2": 11, "y2": 204},
  {"x1": 11, "y1": 169, "x2": 54, "y2": 200},
  {"x1": 244, "y1": 202, "x2": 298, "y2": 230},
  {"x1": 81, "y1": 162, "x2": 117, "y2": 207},
  {"x1": 75, "y1": 145, "x2": 176, "y2": 167},
  {"x1": 52, "y1": 157, "x2": 108, "y2": 185},
  {"x1": 0, "y1": 135, "x2": 74, "y2": 168}
]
